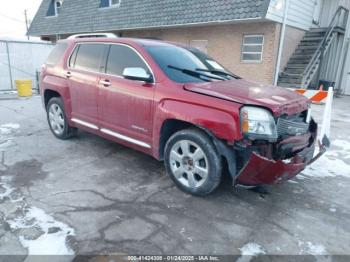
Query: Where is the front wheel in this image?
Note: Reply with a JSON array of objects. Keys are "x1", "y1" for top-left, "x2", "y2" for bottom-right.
[{"x1": 164, "y1": 128, "x2": 222, "y2": 196}]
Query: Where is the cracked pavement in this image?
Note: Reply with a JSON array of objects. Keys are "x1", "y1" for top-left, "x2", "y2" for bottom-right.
[{"x1": 0, "y1": 95, "x2": 350, "y2": 259}]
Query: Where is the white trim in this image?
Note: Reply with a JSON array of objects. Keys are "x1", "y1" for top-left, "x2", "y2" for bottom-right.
[
  {"x1": 67, "y1": 33, "x2": 118, "y2": 39},
  {"x1": 273, "y1": 0, "x2": 290, "y2": 85},
  {"x1": 71, "y1": 118, "x2": 99, "y2": 130},
  {"x1": 99, "y1": 0, "x2": 121, "y2": 9},
  {"x1": 95, "y1": 17, "x2": 262, "y2": 32},
  {"x1": 31, "y1": 17, "x2": 263, "y2": 37},
  {"x1": 243, "y1": 34, "x2": 265, "y2": 38},
  {"x1": 45, "y1": 15, "x2": 58, "y2": 19},
  {"x1": 110, "y1": 0, "x2": 121, "y2": 7},
  {"x1": 100, "y1": 128, "x2": 151, "y2": 148},
  {"x1": 70, "y1": 118, "x2": 151, "y2": 148}
]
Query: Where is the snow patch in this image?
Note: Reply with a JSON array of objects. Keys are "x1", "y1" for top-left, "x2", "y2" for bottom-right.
[
  {"x1": 0, "y1": 182, "x2": 15, "y2": 200},
  {"x1": 306, "y1": 242, "x2": 327, "y2": 255},
  {"x1": 239, "y1": 243, "x2": 266, "y2": 256},
  {"x1": 0, "y1": 123, "x2": 20, "y2": 136},
  {"x1": 1, "y1": 175, "x2": 75, "y2": 256},
  {"x1": 332, "y1": 139, "x2": 350, "y2": 151},
  {"x1": 0, "y1": 123, "x2": 20, "y2": 149},
  {"x1": 301, "y1": 139, "x2": 350, "y2": 179},
  {"x1": 0, "y1": 140, "x2": 14, "y2": 150},
  {"x1": 329, "y1": 207, "x2": 337, "y2": 213},
  {"x1": 332, "y1": 140, "x2": 350, "y2": 160},
  {"x1": 1, "y1": 123, "x2": 20, "y2": 130},
  {"x1": 8, "y1": 207, "x2": 75, "y2": 255},
  {"x1": 303, "y1": 157, "x2": 350, "y2": 178},
  {"x1": 298, "y1": 241, "x2": 327, "y2": 255},
  {"x1": 237, "y1": 243, "x2": 266, "y2": 262}
]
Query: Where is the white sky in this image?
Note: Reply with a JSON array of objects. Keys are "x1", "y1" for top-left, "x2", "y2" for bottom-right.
[{"x1": 0, "y1": 0, "x2": 43, "y2": 39}]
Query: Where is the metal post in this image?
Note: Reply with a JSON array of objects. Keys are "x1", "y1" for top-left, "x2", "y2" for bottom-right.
[
  {"x1": 24, "y1": 9, "x2": 30, "y2": 40},
  {"x1": 5, "y1": 41, "x2": 14, "y2": 90},
  {"x1": 343, "y1": 9, "x2": 349, "y2": 29},
  {"x1": 36, "y1": 70, "x2": 40, "y2": 94},
  {"x1": 273, "y1": 0, "x2": 290, "y2": 86},
  {"x1": 316, "y1": 43, "x2": 326, "y2": 89}
]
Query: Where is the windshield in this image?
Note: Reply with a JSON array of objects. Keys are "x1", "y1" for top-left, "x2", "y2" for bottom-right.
[{"x1": 145, "y1": 45, "x2": 238, "y2": 83}]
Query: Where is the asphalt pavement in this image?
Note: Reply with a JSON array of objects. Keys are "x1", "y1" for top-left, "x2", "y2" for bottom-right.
[{"x1": 0, "y1": 95, "x2": 350, "y2": 260}]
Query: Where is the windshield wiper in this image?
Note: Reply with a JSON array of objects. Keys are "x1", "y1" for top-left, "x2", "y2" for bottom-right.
[
  {"x1": 196, "y1": 68, "x2": 241, "y2": 79},
  {"x1": 168, "y1": 65, "x2": 226, "y2": 81}
]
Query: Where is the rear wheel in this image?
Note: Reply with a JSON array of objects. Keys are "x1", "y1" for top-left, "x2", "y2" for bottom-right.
[
  {"x1": 164, "y1": 128, "x2": 222, "y2": 196},
  {"x1": 47, "y1": 97, "x2": 77, "y2": 139}
]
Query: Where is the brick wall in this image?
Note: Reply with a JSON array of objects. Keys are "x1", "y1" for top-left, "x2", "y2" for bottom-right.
[{"x1": 122, "y1": 22, "x2": 281, "y2": 84}]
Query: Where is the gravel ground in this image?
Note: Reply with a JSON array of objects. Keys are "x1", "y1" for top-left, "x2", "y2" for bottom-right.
[{"x1": 0, "y1": 95, "x2": 350, "y2": 261}]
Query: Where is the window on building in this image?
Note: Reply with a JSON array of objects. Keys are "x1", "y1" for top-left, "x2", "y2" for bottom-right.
[
  {"x1": 100, "y1": 0, "x2": 121, "y2": 8},
  {"x1": 73, "y1": 44, "x2": 105, "y2": 72},
  {"x1": 47, "y1": 0, "x2": 63, "y2": 17},
  {"x1": 106, "y1": 45, "x2": 150, "y2": 77},
  {"x1": 241, "y1": 35, "x2": 264, "y2": 62}
]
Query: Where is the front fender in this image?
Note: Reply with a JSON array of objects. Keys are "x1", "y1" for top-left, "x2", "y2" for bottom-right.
[{"x1": 152, "y1": 99, "x2": 241, "y2": 157}]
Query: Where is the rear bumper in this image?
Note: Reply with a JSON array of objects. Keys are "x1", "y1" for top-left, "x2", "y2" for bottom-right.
[{"x1": 235, "y1": 121, "x2": 326, "y2": 186}]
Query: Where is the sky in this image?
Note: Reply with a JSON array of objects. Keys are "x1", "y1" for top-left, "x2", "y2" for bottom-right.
[{"x1": 0, "y1": 0, "x2": 42, "y2": 39}]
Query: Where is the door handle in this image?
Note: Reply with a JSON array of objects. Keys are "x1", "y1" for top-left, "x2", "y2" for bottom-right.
[
  {"x1": 65, "y1": 71, "x2": 72, "y2": 78},
  {"x1": 100, "y1": 79, "x2": 111, "y2": 87}
]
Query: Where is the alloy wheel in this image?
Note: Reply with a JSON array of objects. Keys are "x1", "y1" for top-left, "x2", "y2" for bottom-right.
[
  {"x1": 48, "y1": 103, "x2": 65, "y2": 136},
  {"x1": 169, "y1": 140, "x2": 209, "y2": 189}
]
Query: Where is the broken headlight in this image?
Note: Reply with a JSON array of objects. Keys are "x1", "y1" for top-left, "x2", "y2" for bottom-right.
[{"x1": 240, "y1": 106, "x2": 278, "y2": 141}]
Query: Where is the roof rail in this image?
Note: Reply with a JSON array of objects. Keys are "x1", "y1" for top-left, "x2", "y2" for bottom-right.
[{"x1": 67, "y1": 33, "x2": 118, "y2": 39}]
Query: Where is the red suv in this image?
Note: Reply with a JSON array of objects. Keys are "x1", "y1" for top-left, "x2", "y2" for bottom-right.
[{"x1": 41, "y1": 34, "x2": 322, "y2": 196}]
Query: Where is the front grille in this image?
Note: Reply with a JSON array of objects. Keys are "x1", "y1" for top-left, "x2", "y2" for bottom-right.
[{"x1": 277, "y1": 118, "x2": 310, "y2": 137}]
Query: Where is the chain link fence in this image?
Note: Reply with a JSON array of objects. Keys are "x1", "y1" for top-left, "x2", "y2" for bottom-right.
[{"x1": 0, "y1": 40, "x2": 53, "y2": 92}]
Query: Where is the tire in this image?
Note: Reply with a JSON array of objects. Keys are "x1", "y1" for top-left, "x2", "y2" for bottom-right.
[
  {"x1": 46, "y1": 97, "x2": 77, "y2": 140},
  {"x1": 164, "y1": 128, "x2": 222, "y2": 196}
]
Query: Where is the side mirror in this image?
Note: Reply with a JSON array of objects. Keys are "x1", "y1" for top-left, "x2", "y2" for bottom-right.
[{"x1": 123, "y1": 67, "x2": 153, "y2": 83}]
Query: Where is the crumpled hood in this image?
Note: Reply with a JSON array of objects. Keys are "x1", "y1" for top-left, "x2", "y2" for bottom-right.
[{"x1": 184, "y1": 79, "x2": 310, "y2": 116}]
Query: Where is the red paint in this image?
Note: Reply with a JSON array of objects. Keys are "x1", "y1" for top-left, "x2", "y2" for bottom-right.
[
  {"x1": 41, "y1": 37, "x2": 318, "y2": 185},
  {"x1": 184, "y1": 80, "x2": 310, "y2": 116},
  {"x1": 236, "y1": 132, "x2": 319, "y2": 186},
  {"x1": 236, "y1": 153, "x2": 307, "y2": 185}
]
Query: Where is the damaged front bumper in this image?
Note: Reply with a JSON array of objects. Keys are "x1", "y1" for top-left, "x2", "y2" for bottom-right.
[{"x1": 235, "y1": 120, "x2": 326, "y2": 186}]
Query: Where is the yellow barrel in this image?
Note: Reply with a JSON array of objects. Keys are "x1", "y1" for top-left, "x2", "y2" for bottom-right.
[{"x1": 15, "y1": 80, "x2": 32, "y2": 97}]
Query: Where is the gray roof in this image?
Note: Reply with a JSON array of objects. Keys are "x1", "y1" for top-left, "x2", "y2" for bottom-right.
[{"x1": 28, "y1": 0, "x2": 271, "y2": 36}]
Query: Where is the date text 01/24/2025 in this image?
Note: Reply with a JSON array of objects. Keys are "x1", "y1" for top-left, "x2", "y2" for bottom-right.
[{"x1": 128, "y1": 256, "x2": 220, "y2": 261}]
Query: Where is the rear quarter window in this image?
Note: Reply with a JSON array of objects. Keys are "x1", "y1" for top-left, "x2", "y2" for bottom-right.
[{"x1": 45, "y1": 43, "x2": 68, "y2": 66}]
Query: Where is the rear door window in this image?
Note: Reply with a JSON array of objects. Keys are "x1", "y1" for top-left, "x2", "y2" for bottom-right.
[
  {"x1": 46, "y1": 42, "x2": 67, "y2": 66},
  {"x1": 106, "y1": 45, "x2": 151, "y2": 77},
  {"x1": 73, "y1": 43, "x2": 105, "y2": 72}
]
